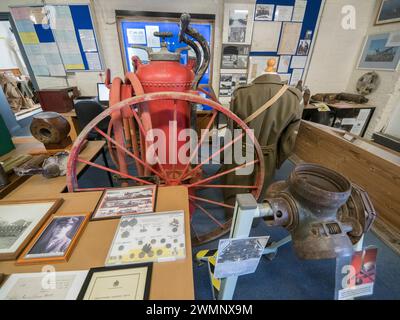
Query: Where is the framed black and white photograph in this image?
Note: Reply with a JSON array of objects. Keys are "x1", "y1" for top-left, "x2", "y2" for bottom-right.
[
  {"x1": 17, "y1": 214, "x2": 89, "y2": 265},
  {"x1": 228, "y1": 9, "x2": 248, "y2": 43},
  {"x1": 0, "y1": 199, "x2": 63, "y2": 261},
  {"x1": 375, "y1": 0, "x2": 400, "y2": 25},
  {"x1": 358, "y1": 33, "x2": 400, "y2": 70},
  {"x1": 77, "y1": 264, "x2": 152, "y2": 300},
  {"x1": 219, "y1": 71, "x2": 247, "y2": 97},
  {"x1": 297, "y1": 39, "x2": 311, "y2": 55},
  {"x1": 92, "y1": 185, "x2": 157, "y2": 220},
  {"x1": 223, "y1": 3, "x2": 255, "y2": 44},
  {"x1": 221, "y1": 44, "x2": 250, "y2": 69},
  {"x1": 255, "y1": 4, "x2": 274, "y2": 21}
]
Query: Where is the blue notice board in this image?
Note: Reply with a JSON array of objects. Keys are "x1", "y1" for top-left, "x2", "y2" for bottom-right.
[{"x1": 120, "y1": 20, "x2": 212, "y2": 85}]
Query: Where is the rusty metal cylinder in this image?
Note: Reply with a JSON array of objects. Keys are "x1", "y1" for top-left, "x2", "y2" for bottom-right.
[{"x1": 265, "y1": 164, "x2": 357, "y2": 260}]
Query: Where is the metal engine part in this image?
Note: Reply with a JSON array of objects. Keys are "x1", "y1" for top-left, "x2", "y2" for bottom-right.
[{"x1": 263, "y1": 163, "x2": 376, "y2": 260}]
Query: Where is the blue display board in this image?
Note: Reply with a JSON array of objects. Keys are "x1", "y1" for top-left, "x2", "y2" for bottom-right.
[
  {"x1": 252, "y1": 0, "x2": 323, "y2": 84},
  {"x1": 120, "y1": 20, "x2": 212, "y2": 85},
  {"x1": 11, "y1": 4, "x2": 102, "y2": 75},
  {"x1": 69, "y1": 4, "x2": 102, "y2": 71}
]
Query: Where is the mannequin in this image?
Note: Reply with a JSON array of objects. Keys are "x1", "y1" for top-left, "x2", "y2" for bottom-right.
[{"x1": 222, "y1": 58, "x2": 304, "y2": 205}]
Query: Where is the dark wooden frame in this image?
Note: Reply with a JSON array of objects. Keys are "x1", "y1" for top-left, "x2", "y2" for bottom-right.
[
  {"x1": 0, "y1": 198, "x2": 63, "y2": 261},
  {"x1": 77, "y1": 263, "x2": 153, "y2": 300}
]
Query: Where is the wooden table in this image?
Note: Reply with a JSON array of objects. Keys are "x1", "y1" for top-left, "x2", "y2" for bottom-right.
[
  {"x1": 0, "y1": 138, "x2": 194, "y2": 299},
  {"x1": 0, "y1": 187, "x2": 194, "y2": 300},
  {"x1": 60, "y1": 110, "x2": 79, "y2": 141},
  {"x1": 3, "y1": 140, "x2": 105, "y2": 200}
]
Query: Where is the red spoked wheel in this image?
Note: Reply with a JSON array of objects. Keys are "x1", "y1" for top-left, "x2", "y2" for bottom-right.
[{"x1": 66, "y1": 91, "x2": 265, "y2": 245}]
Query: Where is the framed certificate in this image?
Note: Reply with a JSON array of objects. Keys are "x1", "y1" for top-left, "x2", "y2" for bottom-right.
[
  {"x1": 0, "y1": 271, "x2": 88, "y2": 300},
  {"x1": 77, "y1": 264, "x2": 152, "y2": 300}
]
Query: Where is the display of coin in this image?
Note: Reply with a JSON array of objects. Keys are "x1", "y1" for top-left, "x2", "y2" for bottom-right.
[
  {"x1": 128, "y1": 218, "x2": 138, "y2": 227},
  {"x1": 151, "y1": 239, "x2": 156, "y2": 244},
  {"x1": 157, "y1": 249, "x2": 163, "y2": 256},
  {"x1": 157, "y1": 227, "x2": 161, "y2": 231},
  {"x1": 120, "y1": 220, "x2": 129, "y2": 228},
  {"x1": 148, "y1": 251, "x2": 154, "y2": 257},
  {"x1": 138, "y1": 240, "x2": 143, "y2": 245},
  {"x1": 121, "y1": 231, "x2": 130, "y2": 238},
  {"x1": 160, "y1": 238, "x2": 166, "y2": 243},
  {"x1": 118, "y1": 245, "x2": 124, "y2": 251},
  {"x1": 166, "y1": 243, "x2": 171, "y2": 249},
  {"x1": 173, "y1": 239, "x2": 178, "y2": 243},
  {"x1": 139, "y1": 252, "x2": 145, "y2": 259},
  {"x1": 180, "y1": 243, "x2": 184, "y2": 248},
  {"x1": 172, "y1": 227, "x2": 178, "y2": 232}
]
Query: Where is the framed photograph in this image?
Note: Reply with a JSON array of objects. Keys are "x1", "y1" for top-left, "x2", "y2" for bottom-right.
[
  {"x1": 219, "y1": 70, "x2": 248, "y2": 98},
  {"x1": 0, "y1": 198, "x2": 63, "y2": 261},
  {"x1": 17, "y1": 214, "x2": 89, "y2": 265},
  {"x1": 77, "y1": 264, "x2": 152, "y2": 300},
  {"x1": 0, "y1": 271, "x2": 88, "y2": 300},
  {"x1": 375, "y1": 0, "x2": 400, "y2": 25},
  {"x1": 223, "y1": 3, "x2": 255, "y2": 45},
  {"x1": 358, "y1": 33, "x2": 400, "y2": 70},
  {"x1": 221, "y1": 44, "x2": 250, "y2": 69},
  {"x1": 297, "y1": 39, "x2": 311, "y2": 55},
  {"x1": 105, "y1": 210, "x2": 186, "y2": 266},
  {"x1": 92, "y1": 185, "x2": 157, "y2": 221},
  {"x1": 255, "y1": 4, "x2": 274, "y2": 21}
]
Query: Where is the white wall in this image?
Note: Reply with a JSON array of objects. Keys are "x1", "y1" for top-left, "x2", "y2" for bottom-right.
[
  {"x1": 305, "y1": 0, "x2": 375, "y2": 93},
  {"x1": 306, "y1": 0, "x2": 400, "y2": 139},
  {"x1": 345, "y1": 1, "x2": 400, "y2": 138},
  {"x1": 0, "y1": 20, "x2": 27, "y2": 73}
]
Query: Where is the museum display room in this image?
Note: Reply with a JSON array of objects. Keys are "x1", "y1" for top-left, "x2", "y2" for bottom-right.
[{"x1": 0, "y1": 0, "x2": 400, "y2": 306}]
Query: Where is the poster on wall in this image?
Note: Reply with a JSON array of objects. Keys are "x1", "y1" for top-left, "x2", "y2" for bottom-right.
[
  {"x1": 221, "y1": 44, "x2": 250, "y2": 69},
  {"x1": 278, "y1": 22, "x2": 302, "y2": 55},
  {"x1": 274, "y1": 6, "x2": 294, "y2": 22},
  {"x1": 297, "y1": 39, "x2": 311, "y2": 55},
  {"x1": 290, "y1": 68, "x2": 303, "y2": 86},
  {"x1": 255, "y1": 4, "x2": 274, "y2": 21},
  {"x1": 251, "y1": 21, "x2": 282, "y2": 52},
  {"x1": 292, "y1": 0, "x2": 308, "y2": 22},
  {"x1": 219, "y1": 70, "x2": 247, "y2": 97},
  {"x1": 277, "y1": 55, "x2": 291, "y2": 73},
  {"x1": 223, "y1": 3, "x2": 255, "y2": 44},
  {"x1": 358, "y1": 33, "x2": 400, "y2": 70},
  {"x1": 375, "y1": 0, "x2": 400, "y2": 25},
  {"x1": 248, "y1": 56, "x2": 280, "y2": 83}
]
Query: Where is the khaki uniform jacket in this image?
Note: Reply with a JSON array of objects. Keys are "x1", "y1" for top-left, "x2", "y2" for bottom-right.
[{"x1": 222, "y1": 73, "x2": 304, "y2": 204}]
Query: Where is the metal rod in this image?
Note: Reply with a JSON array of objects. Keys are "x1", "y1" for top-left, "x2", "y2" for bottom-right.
[
  {"x1": 77, "y1": 157, "x2": 152, "y2": 185},
  {"x1": 187, "y1": 159, "x2": 259, "y2": 188},
  {"x1": 190, "y1": 199, "x2": 225, "y2": 228},
  {"x1": 183, "y1": 132, "x2": 244, "y2": 180},
  {"x1": 189, "y1": 195, "x2": 235, "y2": 209}
]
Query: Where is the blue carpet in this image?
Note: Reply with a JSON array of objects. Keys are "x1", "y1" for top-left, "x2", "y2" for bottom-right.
[{"x1": 78, "y1": 150, "x2": 400, "y2": 300}]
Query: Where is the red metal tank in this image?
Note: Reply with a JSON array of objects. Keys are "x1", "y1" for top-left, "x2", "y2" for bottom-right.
[{"x1": 134, "y1": 37, "x2": 195, "y2": 177}]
